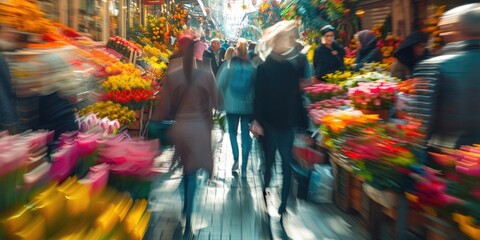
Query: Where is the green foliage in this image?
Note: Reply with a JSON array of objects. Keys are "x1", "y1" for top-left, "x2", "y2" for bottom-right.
[
  {"x1": 281, "y1": 0, "x2": 361, "y2": 44},
  {"x1": 253, "y1": 0, "x2": 283, "y2": 30}
]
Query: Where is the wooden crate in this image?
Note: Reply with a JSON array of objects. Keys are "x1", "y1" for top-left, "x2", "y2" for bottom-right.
[
  {"x1": 330, "y1": 153, "x2": 352, "y2": 212},
  {"x1": 424, "y1": 213, "x2": 466, "y2": 240},
  {"x1": 350, "y1": 176, "x2": 364, "y2": 212}
]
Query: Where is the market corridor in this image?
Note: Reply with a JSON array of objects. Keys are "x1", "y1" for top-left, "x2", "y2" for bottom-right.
[{"x1": 144, "y1": 127, "x2": 369, "y2": 240}]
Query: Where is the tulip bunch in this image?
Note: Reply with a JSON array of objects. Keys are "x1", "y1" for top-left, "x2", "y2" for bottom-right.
[
  {"x1": 107, "y1": 36, "x2": 142, "y2": 56},
  {"x1": 77, "y1": 101, "x2": 136, "y2": 127},
  {"x1": 304, "y1": 83, "x2": 343, "y2": 102},
  {"x1": 77, "y1": 113, "x2": 121, "y2": 135},
  {"x1": 0, "y1": 131, "x2": 54, "y2": 213},
  {"x1": 102, "y1": 73, "x2": 151, "y2": 91},
  {"x1": 105, "y1": 89, "x2": 155, "y2": 105},
  {"x1": 98, "y1": 138, "x2": 161, "y2": 199},
  {"x1": 104, "y1": 62, "x2": 141, "y2": 76},
  {"x1": 348, "y1": 81, "x2": 397, "y2": 110},
  {"x1": 320, "y1": 110, "x2": 379, "y2": 134},
  {"x1": 339, "y1": 121, "x2": 426, "y2": 191},
  {"x1": 143, "y1": 45, "x2": 172, "y2": 61},
  {"x1": 323, "y1": 71, "x2": 356, "y2": 85},
  {"x1": 1, "y1": 177, "x2": 150, "y2": 240}
]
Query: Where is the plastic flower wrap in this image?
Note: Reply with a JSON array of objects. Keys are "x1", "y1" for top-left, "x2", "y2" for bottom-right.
[
  {"x1": 78, "y1": 101, "x2": 136, "y2": 127},
  {"x1": 77, "y1": 113, "x2": 121, "y2": 135},
  {"x1": 348, "y1": 81, "x2": 397, "y2": 110},
  {"x1": 304, "y1": 83, "x2": 343, "y2": 102}
]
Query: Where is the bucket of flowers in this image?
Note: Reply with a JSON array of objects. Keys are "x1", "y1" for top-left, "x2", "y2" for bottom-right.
[
  {"x1": 348, "y1": 80, "x2": 397, "y2": 121},
  {"x1": 304, "y1": 83, "x2": 343, "y2": 103},
  {"x1": 341, "y1": 121, "x2": 424, "y2": 193}
]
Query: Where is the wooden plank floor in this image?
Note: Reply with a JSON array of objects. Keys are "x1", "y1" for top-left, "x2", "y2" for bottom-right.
[{"x1": 144, "y1": 128, "x2": 370, "y2": 240}]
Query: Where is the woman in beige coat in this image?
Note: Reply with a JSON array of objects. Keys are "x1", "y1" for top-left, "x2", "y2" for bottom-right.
[{"x1": 158, "y1": 35, "x2": 218, "y2": 239}]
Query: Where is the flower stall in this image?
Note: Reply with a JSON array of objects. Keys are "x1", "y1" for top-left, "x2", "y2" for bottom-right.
[{"x1": 301, "y1": 52, "x2": 476, "y2": 238}]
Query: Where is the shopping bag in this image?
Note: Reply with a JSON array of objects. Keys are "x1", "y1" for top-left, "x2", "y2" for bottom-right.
[{"x1": 307, "y1": 164, "x2": 333, "y2": 203}]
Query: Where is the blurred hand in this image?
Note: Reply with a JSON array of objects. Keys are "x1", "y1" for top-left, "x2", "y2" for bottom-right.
[
  {"x1": 331, "y1": 50, "x2": 338, "y2": 56},
  {"x1": 250, "y1": 120, "x2": 264, "y2": 137}
]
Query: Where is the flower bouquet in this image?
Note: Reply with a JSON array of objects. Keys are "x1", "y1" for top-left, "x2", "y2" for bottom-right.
[
  {"x1": 106, "y1": 36, "x2": 142, "y2": 58},
  {"x1": 102, "y1": 73, "x2": 155, "y2": 109},
  {"x1": 98, "y1": 138, "x2": 161, "y2": 199},
  {"x1": 348, "y1": 81, "x2": 397, "y2": 120},
  {"x1": 0, "y1": 131, "x2": 54, "y2": 213},
  {"x1": 343, "y1": 71, "x2": 398, "y2": 89},
  {"x1": 308, "y1": 99, "x2": 352, "y2": 125},
  {"x1": 78, "y1": 101, "x2": 136, "y2": 127},
  {"x1": 319, "y1": 110, "x2": 379, "y2": 151},
  {"x1": 323, "y1": 71, "x2": 356, "y2": 85},
  {"x1": 341, "y1": 121, "x2": 424, "y2": 191},
  {"x1": 304, "y1": 83, "x2": 343, "y2": 102},
  {"x1": 1, "y1": 177, "x2": 151, "y2": 240}
]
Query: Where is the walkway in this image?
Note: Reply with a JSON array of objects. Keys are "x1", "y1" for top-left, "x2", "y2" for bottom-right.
[{"x1": 144, "y1": 127, "x2": 370, "y2": 240}]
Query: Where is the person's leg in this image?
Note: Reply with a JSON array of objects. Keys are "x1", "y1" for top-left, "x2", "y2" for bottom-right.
[
  {"x1": 240, "y1": 114, "x2": 253, "y2": 177},
  {"x1": 263, "y1": 126, "x2": 277, "y2": 205},
  {"x1": 277, "y1": 128, "x2": 294, "y2": 215},
  {"x1": 226, "y1": 114, "x2": 240, "y2": 172},
  {"x1": 183, "y1": 171, "x2": 198, "y2": 234}
]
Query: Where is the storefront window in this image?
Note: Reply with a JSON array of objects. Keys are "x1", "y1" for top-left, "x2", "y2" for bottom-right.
[
  {"x1": 109, "y1": 0, "x2": 121, "y2": 37},
  {"x1": 38, "y1": 0, "x2": 60, "y2": 21},
  {"x1": 75, "y1": 0, "x2": 104, "y2": 41}
]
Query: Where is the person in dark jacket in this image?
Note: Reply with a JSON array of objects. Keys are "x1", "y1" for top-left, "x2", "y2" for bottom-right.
[
  {"x1": 313, "y1": 25, "x2": 345, "y2": 81},
  {"x1": 252, "y1": 21, "x2": 309, "y2": 225},
  {"x1": 354, "y1": 30, "x2": 383, "y2": 70},
  {"x1": 406, "y1": 4, "x2": 480, "y2": 150},
  {"x1": 391, "y1": 32, "x2": 429, "y2": 80},
  {"x1": 203, "y1": 38, "x2": 226, "y2": 76}
]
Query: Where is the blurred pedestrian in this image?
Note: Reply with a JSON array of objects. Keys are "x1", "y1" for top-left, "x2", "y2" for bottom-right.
[
  {"x1": 407, "y1": 4, "x2": 480, "y2": 149},
  {"x1": 203, "y1": 38, "x2": 226, "y2": 75},
  {"x1": 391, "y1": 32, "x2": 429, "y2": 80},
  {"x1": 217, "y1": 39, "x2": 255, "y2": 178},
  {"x1": 354, "y1": 30, "x2": 382, "y2": 70},
  {"x1": 252, "y1": 21, "x2": 309, "y2": 223},
  {"x1": 157, "y1": 34, "x2": 218, "y2": 239},
  {"x1": 224, "y1": 46, "x2": 236, "y2": 63},
  {"x1": 313, "y1": 25, "x2": 345, "y2": 81},
  {"x1": 0, "y1": 25, "x2": 77, "y2": 141}
]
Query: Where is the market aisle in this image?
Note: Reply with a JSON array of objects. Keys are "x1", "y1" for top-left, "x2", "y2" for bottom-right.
[{"x1": 144, "y1": 127, "x2": 369, "y2": 240}]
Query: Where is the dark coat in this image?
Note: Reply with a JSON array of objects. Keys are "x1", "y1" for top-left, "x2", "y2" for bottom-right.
[
  {"x1": 203, "y1": 47, "x2": 226, "y2": 76},
  {"x1": 355, "y1": 41, "x2": 382, "y2": 70},
  {"x1": 254, "y1": 53, "x2": 308, "y2": 131},
  {"x1": 313, "y1": 42, "x2": 345, "y2": 80},
  {"x1": 159, "y1": 59, "x2": 218, "y2": 174},
  {"x1": 408, "y1": 40, "x2": 480, "y2": 148}
]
